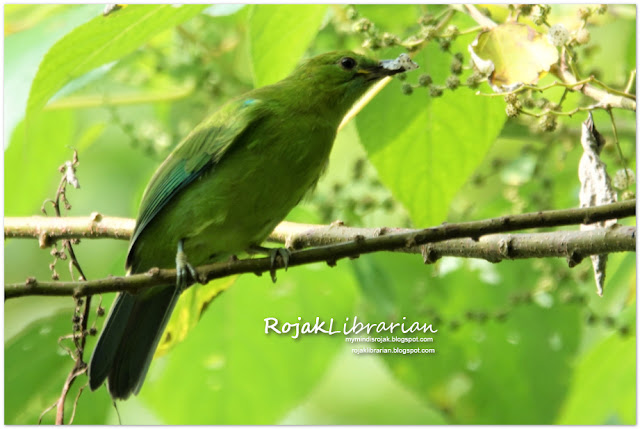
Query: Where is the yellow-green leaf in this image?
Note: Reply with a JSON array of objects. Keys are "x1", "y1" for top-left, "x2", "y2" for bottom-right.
[
  {"x1": 156, "y1": 277, "x2": 237, "y2": 356},
  {"x1": 471, "y1": 22, "x2": 559, "y2": 88}
]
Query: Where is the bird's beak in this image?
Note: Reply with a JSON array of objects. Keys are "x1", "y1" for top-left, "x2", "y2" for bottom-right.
[{"x1": 362, "y1": 53, "x2": 419, "y2": 79}]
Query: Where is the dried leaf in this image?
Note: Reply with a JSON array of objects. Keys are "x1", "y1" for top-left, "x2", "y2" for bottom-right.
[{"x1": 578, "y1": 113, "x2": 617, "y2": 296}]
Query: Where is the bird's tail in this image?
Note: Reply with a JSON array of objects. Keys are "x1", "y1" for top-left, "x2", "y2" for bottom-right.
[{"x1": 88, "y1": 284, "x2": 181, "y2": 399}]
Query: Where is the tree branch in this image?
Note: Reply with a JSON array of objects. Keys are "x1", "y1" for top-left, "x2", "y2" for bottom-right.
[
  {"x1": 5, "y1": 200, "x2": 636, "y2": 299},
  {"x1": 552, "y1": 65, "x2": 637, "y2": 112},
  {"x1": 4, "y1": 213, "x2": 134, "y2": 246}
]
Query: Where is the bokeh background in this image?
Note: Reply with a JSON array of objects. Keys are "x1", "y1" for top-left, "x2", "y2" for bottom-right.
[{"x1": 5, "y1": 4, "x2": 636, "y2": 424}]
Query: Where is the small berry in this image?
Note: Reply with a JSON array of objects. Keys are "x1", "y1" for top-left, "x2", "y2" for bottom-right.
[
  {"x1": 532, "y1": 5, "x2": 550, "y2": 25},
  {"x1": 504, "y1": 93, "x2": 519, "y2": 105},
  {"x1": 596, "y1": 4, "x2": 607, "y2": 14},
  {"x1": 613, "y1": 168, "x2": 636, "y2": 190},
  {"x1": 540, "y1": 114, "x2": 557, "y2": 132},
  {"x1": 353, "y1": 18, "x2": 372, "y2": 33},
  {"x1": 418, "y1": 74, "x2": 432, "y2": 86},
  {"x1": 532, "y1": 13, "x2": 546, "y2": 26},
  {"x1": 577, "y1": 7, "x2": 591, "y2": 20},
  {"x1": 466, "y1": 73, "x2": 482, "y2": 89},
  {"x1": 346, "y1": 7, "x2": 358, "y2": 20},
  {"x1": 450, "y1": 59, "x2": 462, "y2": 75},
  {"x1": 622, "y1": 190, "x2": 636, "y2": 200},
  {"x1": 446, "y1": 75, "x2": 460, "y2": 90},
  {"x1": 396, "y1": 72, "x2": 407, "y2": 81},
  {"x1": 505, "y1": 103, "x2": 520, "y2": 118},
  {"x1": 548, "y1": 24, "x2": 570, "y2": 46},
  {"x1": 445, "y1": 25, "x2": 459, "y2": 39},
  {"x1": 362, "y1": 37, "x2": 381, "y2": 50},
  {"x1": 575, "y1": 28, "x2": 591, "y2": 45},
  {"x1": 523, "y1": 97, "x2": 536, "y2": 108},
  {"x1": 381, "y1": 32, "x2": 398, "y2": 47},
  {"x1": 439, "y1": 38, "x2": 451, "y2": 51},
  {"x1": 429, "y1": 86, "x2": 443, "y2": 97},
  {"x1": 454, "y1": 52, "x2": 464, "y2": 62},
  {"x1": 418, "y1": 14, "x2": 435, "y2": 26},
  {"x1": 518, "y1": 4, "x2": 533, "y2": 16},
  {"x1": 421, "y1": 25, "x2": 437, "y2": 40},
  {"x1": 401, "y1": 83, "x2": 413, "y2": 95}
]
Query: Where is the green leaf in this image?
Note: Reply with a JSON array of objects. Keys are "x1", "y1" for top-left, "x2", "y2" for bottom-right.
[
  {"x1": 140, "y1": 265, "x2": 358, "y2": 424},
  {"x1": 5, "y1": 111, "x2": 75, "y2": 216},
  {"x1": 26, "y1": 4, "x2": 207, "y2": 121},
  {"x1": 248, "y1": 5, "x2": 328, "y2": 87},
  {"x1": 5, "y1": 311, "x2": 112, "y2": 424},
  {"x1": 356, "y1": 47, "x2": 506, "y2": 227},
  {"x1": 4, "y1": 4, "x2": 101, "y2": 142},
  {"x1": 356, "y1": 253, "x2": 583, "y2": 424},
  {"x1": 556, "y1": 334, "x2": 636, "y2": 424}
]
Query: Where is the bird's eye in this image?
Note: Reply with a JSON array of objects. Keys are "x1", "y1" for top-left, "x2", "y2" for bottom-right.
[{"x1": 340, "y1": 57, "x2": 357, "y2": 70}]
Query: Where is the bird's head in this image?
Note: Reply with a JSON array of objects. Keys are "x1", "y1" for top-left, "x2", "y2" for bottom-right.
[{"x1": 286, "y1": 51, "x2": 419, "y2": 118}]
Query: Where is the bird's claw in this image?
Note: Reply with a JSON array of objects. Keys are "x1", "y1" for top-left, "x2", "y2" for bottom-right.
[
  {"x1": 269, "y1": 248, "x2": 291, "y2": 283},
  {"x1": 248, "y1": 245, "x2": 291, "y2": 283}
]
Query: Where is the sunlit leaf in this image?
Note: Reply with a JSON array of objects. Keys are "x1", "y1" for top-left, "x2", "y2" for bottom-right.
[
  {"x1": 248, "y1": 5, "x2": 328, "y2": 87},
  {"x1": 5, "y1": 111, "x2": 75, "y2": 216},
  {"x1": 471, "y1": 23, "x2": 559, "y2": 89},
  {"x1": 356, "y1": 47, "x2": 506, "y2": 228},
  {"x1": 141, "y1": 265, "x2": 358, "y2": 424},
  {"x1": 556, "y1": 333, "x2": 635, "y2": 424},
  {"x1": 26, "y1": 5, "x2": 207, "y2": 122},
  {"x1": 156, "y1": 277, "x2": 237, "y2": 356}
]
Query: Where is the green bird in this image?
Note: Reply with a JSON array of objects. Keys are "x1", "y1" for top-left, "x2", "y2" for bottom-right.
[{"x1": 87, "y1": 50, "x2": 418, "y2": 399}]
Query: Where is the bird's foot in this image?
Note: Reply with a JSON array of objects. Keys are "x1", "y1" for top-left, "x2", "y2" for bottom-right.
[
  {"x1": 176, "y1": 239, "x2": 199, "y2": 289},
  {"x1": 249, "y1": 245, "x2": 291, "y2": 283}
]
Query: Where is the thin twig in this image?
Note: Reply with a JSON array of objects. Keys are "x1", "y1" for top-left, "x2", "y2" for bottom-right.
[
  {"x1": 36, "y1": 151, "x2": 93, "y2": 425},
  {"x1": 624, "y1": 69, "x2": 636, "y2": 94},
  {"x1": 462, "y1": 4, "x2": 498, "y2": 29},
  {"x1": 606, "y1": 108, "x2": 630, "y2": 185}
]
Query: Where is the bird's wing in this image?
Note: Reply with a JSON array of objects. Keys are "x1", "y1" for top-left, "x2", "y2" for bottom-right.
[{"x1": 126, "y1": 97, "x2": 266, "y2": 269}]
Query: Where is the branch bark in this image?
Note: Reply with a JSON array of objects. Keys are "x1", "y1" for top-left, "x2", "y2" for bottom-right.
[
  {"x1": 5, "y1": 200, "x2": 636, "y2": 244},
  {"x1": 5, "y1": 200, "x2": 636, "y2": 299}
]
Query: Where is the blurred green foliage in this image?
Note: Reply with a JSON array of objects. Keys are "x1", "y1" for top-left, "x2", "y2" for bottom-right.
[{"x1": 4, "y1": 4, "x2": 636, "y2": 425}]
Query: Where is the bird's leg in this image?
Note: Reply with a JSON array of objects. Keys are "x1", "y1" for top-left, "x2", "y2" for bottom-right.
[
  {"x1": 176, "y1": 239, "x2": 199, "y2": 289},
  {"x1": 248, "y1": 245, "x2": 291, "y2": 283}
]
